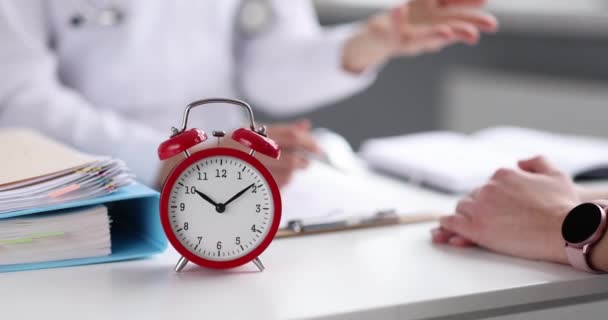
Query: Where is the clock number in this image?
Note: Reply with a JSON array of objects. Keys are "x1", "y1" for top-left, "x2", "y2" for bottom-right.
[
  {"x1": 197, "y1": 236, "x2": 202, "y2": 244},
  {"x1": 251, "y1": 224, "x2": 261, "y2": 233},
  {"x1": 185, "y1": 186, "x2": 196, "y2": 194},
  {"x1": 256, "y1": 204, "x2": 261, "y2": 213},
  {"x1": 235, "y1": 237, "x2": 241, "y2": 245},
  {"x1": 215, "y1": 169, "x2": 227, "y2": 178},
  {"x1": 183, "y1": 222, "x2": 189, "y2": 230},
  {"x1": 237, "y1": 172, "x2": 242, "y2": 180},
  {"x1": 198, "y1": 172, "x2": 208, "y2": 181},
  {"x1": 252, "y1": 185, "x2": 258, "y2": 193},
  {"x1": 216, "y1": 241, "x2": 222, "y2": 250}
]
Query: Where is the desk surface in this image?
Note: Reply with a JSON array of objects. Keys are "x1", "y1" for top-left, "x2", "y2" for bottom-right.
[{"x1": 2, "y1": 184, "x2": 608, "y2": 320}]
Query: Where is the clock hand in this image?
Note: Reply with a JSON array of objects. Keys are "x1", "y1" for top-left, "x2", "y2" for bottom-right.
[
  {"x1": 194, "y1": 189, "x2": 219, "y2": 207},
  {"x1": 222, "y1": 183, "x2": 255, "y2": 208}
]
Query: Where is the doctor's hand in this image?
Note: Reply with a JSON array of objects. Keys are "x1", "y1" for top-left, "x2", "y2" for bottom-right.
[
  {"x1": 342, "y1": 0, "x2": 498, "y2": 74},
  {"x1": 258, "y1": 119, "x2": 322, "y2": 187},
  {"x1": 432, "y1": 156, "x2": 578, "y2": 264}
]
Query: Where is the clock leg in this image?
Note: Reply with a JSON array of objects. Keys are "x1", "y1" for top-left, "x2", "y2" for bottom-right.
[
  {"x1": 252, "y1": 257, "x2": 265, "y2": 272},
  {"x1": 174, "y1": 256, "x2": 189, "y2": 272}
]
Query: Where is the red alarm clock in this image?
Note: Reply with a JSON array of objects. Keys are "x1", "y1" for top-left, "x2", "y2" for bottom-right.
[{"x1": 157, "y1": 98, "x2": 282, "y2": 272}]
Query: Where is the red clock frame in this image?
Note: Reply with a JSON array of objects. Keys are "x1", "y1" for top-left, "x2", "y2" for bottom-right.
[{"x1": 160, "y1": 147, "x2": 282, "y2": 269}]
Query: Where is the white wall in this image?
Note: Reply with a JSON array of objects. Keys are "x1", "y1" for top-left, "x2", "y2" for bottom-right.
[{"x1": 439, "y1": 68, "x2": 608, "y2": 137}]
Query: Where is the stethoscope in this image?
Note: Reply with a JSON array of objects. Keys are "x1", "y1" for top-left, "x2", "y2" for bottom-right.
[
  {"x1": 69, "y1": 0, "x2": 273, "y2": 35},
  {"x1": 69, "y1": 0, "x2": 123, "y2": 27}
]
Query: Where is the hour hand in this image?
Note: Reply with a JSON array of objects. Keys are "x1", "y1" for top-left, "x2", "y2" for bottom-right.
[{"x1": 194, "y1": 189, "x2": 219, "y2": 207}]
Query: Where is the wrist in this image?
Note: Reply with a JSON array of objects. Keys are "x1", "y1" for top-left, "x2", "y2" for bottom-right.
[
  {"x1": 577, "y1": 185, "x2": 608, "y2": 202},
  {"x1": 589, "y1": 230, "x2": 608, "y2": 272},
  {"x1": 342, "y1": 28, "x2": 393, "y2": 75},
  {"x1": 550, "y1": 205, "x2": 572, "y2": 265}
]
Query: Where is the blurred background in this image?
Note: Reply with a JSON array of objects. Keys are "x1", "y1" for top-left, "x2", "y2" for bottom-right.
[{"x1": 257, "y1": 0, "x2": 608, "y2": 148}]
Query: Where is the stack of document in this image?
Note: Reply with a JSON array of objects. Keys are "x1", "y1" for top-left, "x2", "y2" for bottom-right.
[
  {"x1": 360, "y1": 127, "x2": 608, "y2": 193},
  {"x1": 0, "y1": 205, "x2": 111, "y2": 265},
  {"x1": 0, "y1": 159, "x2": 133, "y2": 214},
  {"x1": 0, "y1": 128, "x2": 165, "y2": 272},
  {"x1": 0, "y1": 128, "x2": 133, "y2": 214}
]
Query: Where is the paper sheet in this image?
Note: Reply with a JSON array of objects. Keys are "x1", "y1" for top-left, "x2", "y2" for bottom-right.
[
  {"x1": 0, "y1": 128, "x2": 97, "y2": 187},
  {"x1": 0, "y1": 205, "x2": 111, "y2": 265},
  {"x1": 0, "y1": 129, "x2": 134, "y2": 214},
  {"x1": 360, "y1": 127, "x2": 608, "y2": 193},
  {"x1": 280, "y1": 162, "x2": 455, "y2": 228},
  {"x1": 0, "y1": 159, "x2": 133, "y2": 214}
]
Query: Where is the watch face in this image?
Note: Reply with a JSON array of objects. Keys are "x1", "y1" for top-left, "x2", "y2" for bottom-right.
[
  {"x1": 168, "y1": 155, "x2": 276, "y2": 261},
  {"x1": 562, "y1": 203, "x2": 603, "y2": 244},
  {"x1": 160, "y1": 147, "x2": 282, "y2": 269}
]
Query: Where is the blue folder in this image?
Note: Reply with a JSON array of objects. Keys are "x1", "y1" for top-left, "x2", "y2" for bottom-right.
[{"x1": 0, "y1": 183, "x2": 167, "y2": 272}]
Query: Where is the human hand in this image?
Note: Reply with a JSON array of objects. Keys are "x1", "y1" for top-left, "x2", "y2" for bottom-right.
[
  {"x1": 342, "y1": 0, "x2": 498, "y2": 73},
  {"x1": 259, "y1": 119, "x2": 321, "y2": 187},
  {"x1": 432, "y1": 156, "x2": 580, "y2": 264}
]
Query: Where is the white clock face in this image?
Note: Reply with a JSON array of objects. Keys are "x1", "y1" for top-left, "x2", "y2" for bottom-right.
[{"x1": 168, "y1": 155, "x2": 275, "y2": 261}]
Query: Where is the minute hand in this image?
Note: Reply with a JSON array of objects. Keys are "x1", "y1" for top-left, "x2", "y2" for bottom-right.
[{"x1": 223, "y1": 183, "x2": 255, "y2": 207}]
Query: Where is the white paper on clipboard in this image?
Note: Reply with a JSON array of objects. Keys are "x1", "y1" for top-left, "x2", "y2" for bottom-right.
[{"x1": 279, "y1": 161, "x2": 455, "y2": 229}]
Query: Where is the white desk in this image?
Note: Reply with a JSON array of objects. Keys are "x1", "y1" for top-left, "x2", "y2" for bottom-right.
[{"x1": 2, "y1": 183, "x2": 608, "y2": 320}]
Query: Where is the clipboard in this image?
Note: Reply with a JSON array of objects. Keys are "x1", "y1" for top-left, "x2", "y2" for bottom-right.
[{"x1": 276, "y1": 210, "x2": 441, "y2": 239}]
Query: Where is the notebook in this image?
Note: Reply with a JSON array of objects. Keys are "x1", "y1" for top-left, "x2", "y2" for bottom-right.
[
  {"x1": 0, "y1": 205, "x2": 111, "y2": 265},
  {"x1": 359, "y1": 126, "x2": 608, "y2": 193}
]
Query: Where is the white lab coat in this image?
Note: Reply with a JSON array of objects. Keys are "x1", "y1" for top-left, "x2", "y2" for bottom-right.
[{"x1": 0, "y1": 0, "x2": 374, "y2": 186}]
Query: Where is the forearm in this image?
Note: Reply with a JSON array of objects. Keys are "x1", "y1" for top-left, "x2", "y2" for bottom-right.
[
  {"x1": 238, "y1": 0, "x2": 376, "y2": 114},
  {"x1": 239, "y1": 23, "x2": 376, "y2": 115}
]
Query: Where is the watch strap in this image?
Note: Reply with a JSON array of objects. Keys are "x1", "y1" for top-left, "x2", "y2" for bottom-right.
[{"x1": 566, "y1": 245, "x2": 598, "y2": 273}]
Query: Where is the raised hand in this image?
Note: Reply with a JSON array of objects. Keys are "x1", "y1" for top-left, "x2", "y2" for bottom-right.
[{"x1": 342, "y1": 0, "x2": 498, "y2": 73}]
